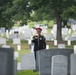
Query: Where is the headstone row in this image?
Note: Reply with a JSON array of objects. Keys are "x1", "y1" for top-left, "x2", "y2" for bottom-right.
[{"x1": 36, "y1": 49, "x2": 73, "y2": 75}]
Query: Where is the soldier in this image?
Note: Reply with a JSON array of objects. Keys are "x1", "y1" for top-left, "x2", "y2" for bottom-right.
[
  {"x1": 32, "y1": 27, "x2": 46, "y2": 60},
  {"x1": 32, "y1": 27, "x2": 46, "y2": 71}
]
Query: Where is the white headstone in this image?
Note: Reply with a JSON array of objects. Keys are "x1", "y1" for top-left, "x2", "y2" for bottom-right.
[
  {"x1": 74, "y1": 45, "x2": 76, "y2": 54},
  {"x1": 58, "y1": 44, "x2": 65, "y2": 49},
  {"x1": 62, "y1": 28, "x2": 68, "y2": 36},
  {"x1": 71, "y1": 24, "x2": 76, "y2": 31},
  {"x1": 6, "y1": 30, "x2": 9, "y2": 38},
  {"x1": 46, "y1": 45, "x2": 49, "y2": 49},
  {"x1": 0, "y1": 38, "x2": 7, "y2": 45},
  {"x1": 1, "y1": 27, "x2": 5, "y2": 34},
  {"x1": 67, "y1": 40, "x2": 71, "y2": 46},
  {"x1": 41, "y1": 26, "x2": 47, "y2": 34},
  {"x1": 17, "y1": 45, "x2": 21, "y2": 51},
  {"x1": 31, "y1": 45, "x2": 34, "y2": 53},
  {"x1": 68, "y1": 29, "x2": 71, "y2": 34},
  {"x1": 51, "y1": 24, "x2": 57, "y2": 38},
  {"x1": 28, "y1": 39, "x2": 32, "y2": 45},
  {"x1": 31, "y1": 28, "x2": 36, "y2": 36},
  {"x1": 0, "y1": 27, "x2": 5, "y2": 37},
  {"x1": 54, "y1": 40, "x2": 57, "y2": 46},
  {"x1": 17, "y1": 62, "x2": 21, "y2": 70},
  {"x1": 13, "y1": 39, "x2": 21, "y2": 45},
  {"x1": 14, "y1": 52, "x2": 19, "y2": 60},
  {"x1": 24, "y1": 28, "x2": 31, "y2": 36}
]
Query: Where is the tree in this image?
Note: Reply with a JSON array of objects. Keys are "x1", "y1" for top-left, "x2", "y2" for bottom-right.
[
  {"x1": 31, "y1": 5, "x2": 55, "y2": 22},
  {"x1": 29, "y1": 0, "x2": 76, "y2": 42},
  {"x1": 10, "y1": 0, "x2": 32, "y2": 26},
  {"x1": 0, "y1": 0, "x2": 14, "y2": 29},
  {"x1": 0, "y1": 0, "x2": 76, "y2": 39},
  {"x1": 0, "y1": 0, "x2": 32, "y2": 28},
  {"x1": 62, "y1": 5, "x2": 76, "y2": 27}
]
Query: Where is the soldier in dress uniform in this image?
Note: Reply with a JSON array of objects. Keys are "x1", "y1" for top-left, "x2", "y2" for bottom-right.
[{"x1": 32, "y1": 27, "x2": 46, "y2": 60}]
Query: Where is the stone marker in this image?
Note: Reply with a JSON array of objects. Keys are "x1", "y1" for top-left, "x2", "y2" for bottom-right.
[
  {"x1": 36, "y1": 49, "x2": 73, "y2": 75},
  {"x1": 13, "y1": 38, "x2": 21, "y2": 45},
  {"x1": 0, "y1": 38, "x2": 7, "y2": 45},
  {"x1": 0, "y1": 27, "x2": 5, "y2": 36},
  {"x1": 14, "y1": 60, "x2": 17, "y2": 75},
  {"x1": 13, "y1": 38, "x2": 21, "y2": 50},
  {"x1": 17, "y1": 62, "x2": 21, "y2": 70},
  {"x1": 1, "y1": 27, "x2": 5, "y2": 33},
  {"x1": 54, "y1": 40, "x2": 57, "y2": 46},
  {"x1": 0, "y1": 47, "x2": 14, "y2": 75},
  {"x1": 31, "y1": 45, "x2": 34, "y2": 53},
  {"x1": 67, "y1": 40, "x2": 71, "y2": 46},
  {"x1": 57, "y1": 44, "x2": 65, "y2": 49},
  {"x1": 46, "y1": 45, "x2": 49, "y2": 49},
  {"x1": 70, "y1": 54, "x2": 76, "y2": 75},
  {"x1": 28, "y1": 39, "x2": 32, "y2": 50},
  {"x1": 51, "y1": 55, "x2": 68, "y2": 75},
  {"x1": 21, "y1": 53, "x2": 35, "y2": 70},
  {"x1": 14, "y1": 52, "x2": 19, "y2": 60},
  {"x1": 73, "y1": 45, "x2": 76, "y2": 53},
  {"x1": 17, "y1": 45, "x2": 21, "y2": 51},
  {"x1": 6, "y1": 30, "x2": 9, "y2": 38}
]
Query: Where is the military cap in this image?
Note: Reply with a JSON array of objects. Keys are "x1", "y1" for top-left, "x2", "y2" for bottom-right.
[{"x1": 36, "y1": 27, "x2": 42, "y2": 31}]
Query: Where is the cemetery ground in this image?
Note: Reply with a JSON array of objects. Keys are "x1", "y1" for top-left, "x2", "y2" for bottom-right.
[
  {"x1": 0, "y1": 25, "x2": 76, "y2": 75},
  {"x1": 1, "y1": 39, "x2": 76, "y2": 75}
]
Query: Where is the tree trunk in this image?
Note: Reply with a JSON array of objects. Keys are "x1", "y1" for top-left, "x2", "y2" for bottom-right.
[{"x1": 55, "y1": 9, "x2": 63, "y2": 42}]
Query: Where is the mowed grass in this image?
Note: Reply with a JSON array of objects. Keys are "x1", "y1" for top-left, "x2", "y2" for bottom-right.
[{"x1": 18, "y1": 70, "x2": 39, "y2": 75}]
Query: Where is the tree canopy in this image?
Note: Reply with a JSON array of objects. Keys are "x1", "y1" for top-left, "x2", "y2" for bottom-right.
[
  {"x1": 0, "y1": 0, "x2": 76, "y2": 41},
  {"x1": 0, "y1": 0, "x2": 13, "y2": 28},
  {"x1": 29, "y1": 0, "x2": 76, "y2": 41}
]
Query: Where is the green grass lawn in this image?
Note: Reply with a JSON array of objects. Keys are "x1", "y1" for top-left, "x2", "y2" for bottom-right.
[{"x1": 18, "y1": 70, "x2": 39, "y2": 75}]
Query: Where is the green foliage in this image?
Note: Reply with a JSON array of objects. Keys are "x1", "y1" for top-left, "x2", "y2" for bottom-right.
[
  {"x1": 0, "y1": 0, "x2": 14, "y2": 28},
  {"x1": 42, "y1": 20, "x2": 47, "y2": 25},
  {"x1": 62, "y1": 5, "x2": 76, "y2": 20},
  {"x1": 48, "y1": 20, "x2": 54, "y2": 27},
  {"x1": 11, "y1": 0, "x2": 31, "y2": 25},
  {"x1": 30, "y1": 5, "x2": 55, "y2": 21},
  {"x1": 0, "y1": 0, "x2": 76, "y2": 30},
  {"x1": 28, "y1": 21, "x2": 35, "y2": 28}
]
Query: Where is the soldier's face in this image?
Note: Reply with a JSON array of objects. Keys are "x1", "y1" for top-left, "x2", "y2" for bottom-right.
[{"x1": 37, "y1": 30, "x2": 41, "y2": 34}]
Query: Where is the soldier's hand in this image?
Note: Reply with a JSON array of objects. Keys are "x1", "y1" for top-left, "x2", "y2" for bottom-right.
[{"x1": 34, "y1": 34, "x2": 38, "y2": 39}]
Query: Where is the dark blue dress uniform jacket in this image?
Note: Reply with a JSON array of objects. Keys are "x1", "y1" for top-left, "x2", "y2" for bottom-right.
[
  {"x1": 32, "y1": 35, "x2": 46, "y2": 51},
  {"x1": 32, "y1": 35, "x2": 46, "y2": 60}
]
